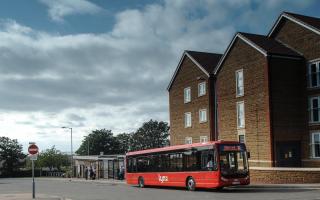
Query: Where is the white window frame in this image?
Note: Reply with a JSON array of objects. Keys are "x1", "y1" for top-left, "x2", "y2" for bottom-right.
[
  {"x1": 308, "y1": 61, "x2": 320, "y2": 88},
  {"x1": 200, "y1": 136, "x2": 208, "y2": 143},
  {"x1": 309, "y1": 96, "x2": 320, "y2": 123},
  {"x1": 311, "y1": 132, "x2": 320, "y2": 158},
  {"x1": 184, "y1": 112, "x2": 192, "y2": 128},
  {"x1": 199, "y1": 109, "x2": 207, "y2": 123},
  {"x1": 237, "y1": 101, "x2": 245, "y2": 129},
  {"x1": 198, "y1": 82, "x2": 206, "y2": 97},
  {"x1": 185, "y1": 137, "x2": 192, "y2": 144},
  {"x1": 236, "y1": 69, "x2": 244, "y2": 97},
  {"x1": 184, "y1": 87, "x2": 191, "y2": 103}
]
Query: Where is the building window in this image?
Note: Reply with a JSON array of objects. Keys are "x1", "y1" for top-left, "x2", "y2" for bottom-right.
[
  {"x1": 238, "y1": 134, "x2": 245, "y2": 143},
  {"x1": 200, "y1": 136, "x2": 208, "y2": 143},
  {"x1": 309, "y1": 96, "x2": 320, "y2": 123},
  {"x1": 198, "y1": 82, "x2": 206, "y2": 96},
  {"x1": 184, "y1": 87, "x2": 191, "y2": 103},
  {"x1": 308, "y1": 61, "x2": 320, "y2": 88},
  {"x1": 236, "y1": 69, "x2": 244, "y2": 97},
  {"x1": 237, "y1": 101, "x2": 245, "y2": 128},
  {"x1": 311, "y1": 132, "x2": 320, "y2": 158},
  {"x1": 185, "y1": 137, "x2": 192, "y2": 144},
  {"x1": 199, "y1": 109, "x2": 207, "y2": 123},
  {"x1": 185, "y1": 112, "x2": 192, "y2": 128}
]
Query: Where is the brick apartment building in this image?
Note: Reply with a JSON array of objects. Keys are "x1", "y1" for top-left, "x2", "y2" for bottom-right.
[
  {"x1": 167, "y1": 51, "x2": 221, "y2": 145},
  {"x1": 168, "y1": 11, "x2": 320, "y2": 178},
  {"x1": 214, "y1": 31, "x2": 305, "y2": 168}
]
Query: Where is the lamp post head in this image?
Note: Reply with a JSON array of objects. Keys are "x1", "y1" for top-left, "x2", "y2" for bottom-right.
[{"x1": 61, "y1": 126, "x2": 72, "y2": 130}]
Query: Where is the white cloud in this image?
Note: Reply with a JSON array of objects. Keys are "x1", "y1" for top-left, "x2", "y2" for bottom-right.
[{"x1": 39, "y1": 0, "x2": 102, "y2": 22}]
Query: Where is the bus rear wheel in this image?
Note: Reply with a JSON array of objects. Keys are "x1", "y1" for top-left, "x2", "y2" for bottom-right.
[
  {"x1": 138, "y1": 177, "x2": 145, "y2": 188},
  {"x1": 186, "y1": 177, "x2": 196, "y2": 191}
]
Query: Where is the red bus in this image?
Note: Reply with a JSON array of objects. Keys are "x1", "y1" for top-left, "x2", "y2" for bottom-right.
[{"x1": 126, "y1": 141, "x2": 250, "y2": 190}]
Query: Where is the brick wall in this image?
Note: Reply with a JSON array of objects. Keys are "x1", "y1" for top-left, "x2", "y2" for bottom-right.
[
  {"x1": 270, "y1": 17, "x2": 320, "y2": 168},
  {"x1": 250, "y1": 168, "x2": 320, "y2": 183},
  {"x1": 268, "y1": 57, "x2": 307, "y2": 166},
  {"x1": 269, "y1": 57, "x2": 306, "y2": 142},
  {"x1": 272, "y1": 19, "x2": 320, "y2": 61},
  {"x1": 216, "y1": 38, "x2": 272, "y2": 167},
  {"x1": 302, "y1": 160, "x2": 320, "y2": 167},
  {"x1": 169, "y1": 56, "x2": 211, "y2": 145}
]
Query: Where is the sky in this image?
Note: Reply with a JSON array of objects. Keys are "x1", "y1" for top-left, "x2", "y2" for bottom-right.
[{"x1": 0, "y1": 0, "x2": 319, "y2": 153}]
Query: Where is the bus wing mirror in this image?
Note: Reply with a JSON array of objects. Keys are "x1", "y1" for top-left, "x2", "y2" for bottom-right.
[{"x1": 247, "y1": 152, "x2": 251, "y2": 158}]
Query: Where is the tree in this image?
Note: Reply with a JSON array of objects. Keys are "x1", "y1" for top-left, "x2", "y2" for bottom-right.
[
  {"x1": 0, "y1": 137, "x2": 25, "y2": 177},
  {"x1": 130, "y1": 120, "x2": 170, "y2": 151},
  {"x1": 34, "y1": 146, "x2": 69, "y2": 170},
  {"x1": 115, "y1": 133, "x2": 132, "y2": 153},
  {"x1": 76, "y1": 129, "x2": 120, "y2": 155}
]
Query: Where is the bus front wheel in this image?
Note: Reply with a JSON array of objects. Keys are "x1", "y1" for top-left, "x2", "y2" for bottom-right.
[
  {"x1": 186, "y1": 177, "x2": 196, "y2": 191},
  {"x1": 138, "y1": 177, "x2": 145, "y2": 188}
]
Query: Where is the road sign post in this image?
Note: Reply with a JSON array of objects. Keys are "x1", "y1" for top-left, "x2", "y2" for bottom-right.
[
  {"x1": 32, "y1": 158, "x2": 35, "y2": 199},
  {"x1": 28, "y1": 143, "x2": 39, "y2": 199}
]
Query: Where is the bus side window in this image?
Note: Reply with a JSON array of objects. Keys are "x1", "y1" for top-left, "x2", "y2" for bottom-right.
[
  {"x1": 169, "y1": 153, "x2": 183, "y2": 172},
  {"x1": 201, "y1": 149, "x2": 217, "y2": 171},
  {"x1": 183, "y1": 150, "x2": 198, "y2": 171},
  {"x1": 177, "y1": 153, "x2": 183, "y2": 171},
  {"x1": 137, "y1": 156, "x2": 153, "y2": 172},
  {"x1": 149, "y1": 155, "x2": 157, "y2": 172},
  {"x1": 133, "y1": 157, "x2": 137, "y2": 172},
  {"x1": 126, "y1": 158, "x2": 130, "y2": 172},
  {"x1": 127, "y1": 157, "x2": 135, "y2": 173},
  {"x1": 157, "y1": 153, "x2": 169, "y2": 172},
  {"x1": 128, "y1": 158, "x2": 133, "y2": 173}
]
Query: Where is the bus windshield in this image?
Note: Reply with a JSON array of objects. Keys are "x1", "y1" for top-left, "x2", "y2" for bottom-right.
[{"x1": 219, "y1": 144, "x2": 248, "y2": 178}]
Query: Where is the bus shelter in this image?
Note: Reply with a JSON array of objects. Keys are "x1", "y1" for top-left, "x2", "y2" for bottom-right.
[{"x1": 73, "y1": 155, "x2": 125, "y2": 179}]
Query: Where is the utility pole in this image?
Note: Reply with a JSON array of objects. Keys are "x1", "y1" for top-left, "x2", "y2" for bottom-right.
[
  {"x1": 62, "y1": 127, "x2": 73, "y2": 179},
  {"x1": 87, "y1": 137, "x2": 90, "y2": 156}
]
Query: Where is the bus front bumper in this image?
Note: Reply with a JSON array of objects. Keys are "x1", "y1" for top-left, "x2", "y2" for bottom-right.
[{"x1": 219, "y1": 176, "x2": 250, "y2": 187}]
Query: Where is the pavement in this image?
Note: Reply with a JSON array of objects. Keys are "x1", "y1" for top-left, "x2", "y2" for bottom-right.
[
  {"x1": 0, "y1": 178, "x2": 125, "y2": 200},
  {"x1": 0, "y1": 193, "x2": 66, "y2": 200}
]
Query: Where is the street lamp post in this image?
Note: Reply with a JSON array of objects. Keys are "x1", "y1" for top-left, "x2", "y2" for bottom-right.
[
  {"x1": 62, "y1": 126, "x2": 73, "y2": 179},
  {"x1": 87, "y1": 138, "x2": 89, "y2": 156},
  {"x1": 85, "y1": 136, "x2": 90, "y2": 156}
]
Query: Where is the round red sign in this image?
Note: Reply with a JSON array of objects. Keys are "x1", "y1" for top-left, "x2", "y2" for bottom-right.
[{"x1": 28, "y1": 144, "x2": 39, "y2": 155}]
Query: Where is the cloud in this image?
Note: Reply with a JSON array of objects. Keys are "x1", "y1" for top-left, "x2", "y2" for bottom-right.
[{"x1": 39, "y1": 0, "x2": 102, "y2": 22}]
